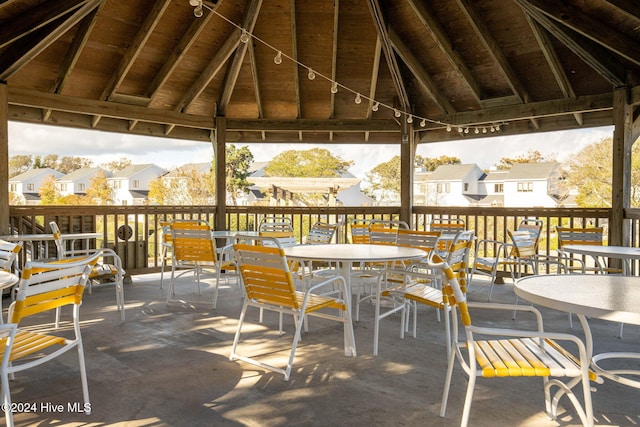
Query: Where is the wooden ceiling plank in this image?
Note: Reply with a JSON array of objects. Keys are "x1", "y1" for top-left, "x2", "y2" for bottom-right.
[
  {"x1": 176, "y1": 30, "x2": 241, "y2": 113},
  {"x1": 515, "y1": 0, "x2": 624, "y2": 86},
  {"x1": 456, "y1": 0, "x2": 531, "y2": 104},
  {"x1": 147, "y1": 4, "x2": 216, "y2": 100},
  {"x1": 388, "y1": 28, "x2": 454, "y2": 115},
  {"x1": 218, "y1": 0, "x2": 263, "y2": 114},
  {"x1": 527, "y1": 0, "x2": 640, "y2": 68},
  {"x1": 0, "y1": 0, "x2": 102, "y2": 80},
  {"x1": 51, "y1": 3, "x2": 105, "y2": 94},
  {"x1": 607, "y1": 0, "x2": 640, "y2": 22},
  {"x1": 406, "y1": 0, "x2": 483, "y2": 104},
  {"x1": 330, "y1": 0, "x2": 339, "y2": 119},
  {"x1": 101, "y1": 0, "x2": 173, "y2": 101},
  {"x1": 0, "y1": 0, "x2": 86, "y2": 49},
  {"x1": 367, "y1": 0, "x2": 410, "y2": 111}
]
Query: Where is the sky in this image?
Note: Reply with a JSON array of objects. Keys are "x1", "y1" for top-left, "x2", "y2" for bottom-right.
[{"x1": 8, "y1": 121, "x2": 613, "y2": 180}]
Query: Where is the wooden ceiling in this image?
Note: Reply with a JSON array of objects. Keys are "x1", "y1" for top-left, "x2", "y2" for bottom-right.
[{"x1": 2, "y1": 0, "x2": 640, "y2": 147}]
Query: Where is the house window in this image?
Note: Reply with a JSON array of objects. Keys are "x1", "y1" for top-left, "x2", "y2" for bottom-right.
[
  {"x1": 436, "y1": 183, "x2": 450, "y2": 193},
  {"x1": 59, "y1": 183, "x2": 67, "y2": 191},
  {"x1": 78, "y1": 183, "x2": 85, "y2": 191},
  {"x1": 9, "y1": 184, "x2": 16, "y2": 192},
  {"x1": 112, "y1": 181, "x2": 121, "y2": 189},
  {"x1": 132, "y1": 180, "x2": 139, "y2": 189},
  {"x1": 517, "y1": 182, "x2": 533, "y2": 192},
  {"x1": 494, "y1": 183, "x2": 504, "y2": 193},
  {"x1": 463, "y1": 183, "x2": 469, "y2": 192},
  {"x1": 26, "y1": 183, "x2": 35, "y2": 191}
]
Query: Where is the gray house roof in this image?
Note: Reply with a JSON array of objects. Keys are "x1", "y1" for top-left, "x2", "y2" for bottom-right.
[
  {"x1": 428, "y1": 164, "x2": 484, "y2": 181},
  {"x1": 9, "y1": 168, "x2": 63, "y2": 181},
  {"x1": 111, "y1": 164, "x2": 163, "y2": 179},
  {"x1": 58, "y1": 167, "x2": 109, "y2": 182},
  {"x1": 506, "y1": 162, "x2": 560, "y2": 180}
]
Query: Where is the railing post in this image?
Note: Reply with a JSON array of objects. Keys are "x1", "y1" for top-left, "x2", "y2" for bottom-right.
[{"x1": 214, "y1": 116, "x2": 227, "y2": 231}]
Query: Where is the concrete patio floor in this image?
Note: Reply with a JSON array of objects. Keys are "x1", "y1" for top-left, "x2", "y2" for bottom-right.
[{"x1": 4, "y1": 272, "x2": 639, "y2": 427}]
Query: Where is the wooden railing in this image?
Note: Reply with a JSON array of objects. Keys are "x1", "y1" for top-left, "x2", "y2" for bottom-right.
[{"x1": 9, "y1": 204, "x2": 637, "y2": 276}]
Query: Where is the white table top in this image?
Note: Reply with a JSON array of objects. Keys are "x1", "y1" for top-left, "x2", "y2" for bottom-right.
[
  {"x1": 561, "y1": 244, "x2": 640, "y2": 260},
  {"x1": 284, "y1": 243, "x2": 426, "y2": 263},
  {"x1": 515, "y1": 274, "x2": 640, "y2": 326},
  {"x1": 212, "y1": 230, "x2": 260, "y2": 238},
  {"x1": 0, "y1": 232, "x2": 102, "y2": 242},
  {"x1": 0, "y1": 271, "x2": 19, "y2": 290}
]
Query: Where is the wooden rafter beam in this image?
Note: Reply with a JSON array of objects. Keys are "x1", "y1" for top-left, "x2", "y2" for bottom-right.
[
  {"x1": 100, "y1": 0, "x2": 172, "y2": 101},
  {"x1": 0, "y1": 0, "x2": 102, "y2": 80},
  {"x1": 526, "y1": 0, "x2": 640, "y2": 68},
  {"x1": 367, "y1": 0, "x2": 410, "y2": 112},
  {"x1": 388, "y1": 28, "x2": 454, "y2": 115},
  {"x1": 248, "y1": 40, "x2": 264, "y2": 118},
  {"x1": 607, "y1": 0, "x2": 640, "y2": 22},
  {"x1": 406, "y1": 0, "x2": 483, "y2": 104},
  {"x1": 290, "y1": 0, "x2": 301, "y2": 118},
  {"x1": 329, "y1": 0, "x2": 339, "y2": 119},
  {"x1": 218, "y1": 0, "x2": 263, "y2": 114},
  {"x1": 456, "y1": 0, "x2": 531, "y2": 104},
  {"x1": 525, "y1": 15, "x2": 582, "y2": 125},
  {"x1": 514, "y1": 0, "x2": 624, "y2": 86}
]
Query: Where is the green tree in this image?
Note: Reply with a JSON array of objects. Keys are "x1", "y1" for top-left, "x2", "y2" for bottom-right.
[
  {"x1": 149, "y1": 165, "x2": 215, "y2": 205},
  {"x1": 102, "y1": 157, "x2": 132, "y2": 173},
  {"x1": 86, "y1": 170, "x2": 113, "y2": 204},
  {"x1": 226, "y1": 145, "x2": 254, "y2": 205},
  {"x1": 365, "y1": 154, "x2": 461, "y2": 203},
  {"x1": 496, "y1": 150, "x2": 553, "y2": 170},
  {"x1": 9, "y1": 155, "x2": 32, "y2": 177},
  {"x1": 39, "y1": 174, "x2": 60, "y2": 204},
  {"x1": 264, "y1": 148, "x2": 353, "y2": 177},
  {"x1": 56, "y1": 156, "x2": 93, "y2": 174}
]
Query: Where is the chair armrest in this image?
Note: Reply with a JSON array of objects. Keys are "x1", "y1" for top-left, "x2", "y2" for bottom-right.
[{"x1": 467, "y1": 301, "x2": 544, "y2": 331}]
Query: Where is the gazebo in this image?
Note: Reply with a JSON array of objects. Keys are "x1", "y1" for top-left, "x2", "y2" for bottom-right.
[{"x1": 2, "y1": 0, "x2": 640, "y2": 243}]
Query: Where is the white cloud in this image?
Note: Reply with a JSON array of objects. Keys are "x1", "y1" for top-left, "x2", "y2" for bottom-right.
[{"x1": 9, "y1": 122, "x2": 613, "y2": 177}]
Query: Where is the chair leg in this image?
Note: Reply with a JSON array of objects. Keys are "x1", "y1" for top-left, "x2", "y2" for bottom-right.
[
  {"x1": 2, "y1": 371, "x2": 13, "y2": 427},
  {"x1": 229, "y1": 301, "x2": 249, "y2": 361},
  {"x1": 76, "y1": 340, "x2": 91, "y2": 414},
  {"x1": 440, "y1": 343, "x2": 457, "y2": 418},
  {"x1": 460, "y1": 371, "x2": 477, "y2": 427}
]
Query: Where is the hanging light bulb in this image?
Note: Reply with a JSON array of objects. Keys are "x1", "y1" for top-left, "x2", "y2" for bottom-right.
[
  {"x1": 446, "y1": 124, "x2": 452, "y2": 132},
  {"x1": 240, "y1": 30, "x2": 250, "y2": 44},
  {"x1": 308, "y1": 69, "x2": 316, "y2": 80},
  {"x1": 464, "y1": 127, "x2": 469, "y2": 134},
  {"x1": 458, "y1": 127, "x2": 463, "y2": 133},
  {"x1": 274, "y1": 51, "x2": 283, "y2": 64},
  {"x1": 355, "y1": 93, "x2": 362, "y2": 104},
  {"x1": 496, "y1": 124, "x2": 501, "y2": 131},
  {"x1": 394, "y1": 109, "x2": 401, "y2": 118},
  {"x1": 474, "y1": 128, "x2": 479, "y2": 134},
  {"x1": 331, "y1": 82, "x2": 338, "y2": 93},
  {"x1": 194, "y1": 4, "x2": 203, "y2": 17},
  {"x1": 482, "y1": 127, "x2": 487, "y2": 134},
  {"x1": 420, "y1": 119, "x2": 426, "y2": 127},
  {"x1": 189, "y1": 0, "x2": 200, "y2": 6},
  {"x1": 372, "y1": 101, "x2": 379, "y2": 111},
  {"x1": 407, "y1": 115, "x2": 413, "y2": 124},
  {"x1": 490, "y1": 126, "x2": 495, "y2": 132}
]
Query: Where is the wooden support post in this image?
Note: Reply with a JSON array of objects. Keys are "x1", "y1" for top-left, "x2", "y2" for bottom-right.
[
  {"x1": 399, "y1": 124, "x2": 414, "y2": 227},
  {"x1": 0, "y1": 82, "x2": 9, "y2": 234},
  {"x1": 610, "y1": 87, "x2": 632, "y2": 247},
  {"x1": 214, "y1": 116, "x2": 227, "y2": 231}
]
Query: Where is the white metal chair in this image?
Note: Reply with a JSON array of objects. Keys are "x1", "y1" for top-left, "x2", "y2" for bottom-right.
[
  {"x1": 430, "y1": 254, "x2": 597, "y2": 427},
  {"x1": 49, "y1": 222, "x2": 126, "y2": 321},
  {"x1": 168, "y1": 219, "x2": 236, "y2": 309},
  {"x1": 1, "y1": 253, "x2": 100, "y2": 427},
  {"x1": 230, "y1": 235, "x2": 356, "y2": 381}
]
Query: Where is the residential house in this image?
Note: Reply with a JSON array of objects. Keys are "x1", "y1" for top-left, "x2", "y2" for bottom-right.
[
  {"x1": 503, "y1": 162, "x2": 569, "y2": 207},
  {"x1": 477, "y1": 168, "x2": 509, "y2": 207},
  {"x1": 108, "y1": 164, "x2": 166, "y2": 205},
  {"x1": 424, "y1": 164, "x2": 486, "y2": 206},
  {"x1": 159, "y1": 163, "x2": 214, "y2": 205},
  {"x1": 56, "y1": 167, "x2": 110, "y2": 198},
  {"x1": 8, "y1": 168, "x2": 64, "y2": 205}
]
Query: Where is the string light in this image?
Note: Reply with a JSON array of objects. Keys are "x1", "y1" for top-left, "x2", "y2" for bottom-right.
[
  {"x1": 273, "y1": 51, "x2": 282, "y2": 64},
  {"x1": 189, "y1": 0, "x2": 509, "y2": 136}
]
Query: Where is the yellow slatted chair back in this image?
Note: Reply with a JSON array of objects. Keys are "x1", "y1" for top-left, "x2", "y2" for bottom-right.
[
  {"x1": 429, "y1": 218, "x2": 466, "y2": 234},
  {"x1": 507, "y1": 229, "x2": 537, "y2": 259},
  {"x1": 349, "y1": 220, "x2": 371, "y2": 244},
  {"x1": 306, "y1": 222, "x2": 337, "y2": 245},
  {"x1": 10, "y1": 255, "x2": 97, "y2": 324},
  {"x1": 397, "y1": 229, "x2": 441, "y2": 258},
  {"x1": 557, "y1": 226, "x2": 604, "y2": 247},
  {"x1": 369, "y1": 225, "x2": 398, "y2": 246},
  {"x1": 160, "y1": 220, "x2": 172, "y2": 245},
  {"x1": 234, "y1": 239, "x2": 300, "y2": 309},
  {"x1": 0, "y1": 240, "x2": 22, "y2": 272},
  {"x1": 171, "y1": 220, "x2": 218, "y2": 265}
]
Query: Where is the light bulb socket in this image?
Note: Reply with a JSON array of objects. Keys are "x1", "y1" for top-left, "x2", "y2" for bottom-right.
[
  {"x1": 194, "y1": 5, "x2": 203, "y2": 17},
  {"x1": 355, "y1": 93, "x2": 362, "y2": 104},
  {"x1": 308, "y1": 69, "x2": 315, "y2": 80},
  {"x1": 331, "y1": 82, "x2": 338, "y2": 93},
  {"x1": 189, "y1": 0, "x2": 200, "y2": 6},
  {"x1": 274, "y1": 51, "x2": 282, "y2": 64},
  {"x1": 240, "y1": 30, "x2": 250, "y2": 43},
  {"x1": 372, "y1": 102, "x2": 379, "y2": 112}
]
